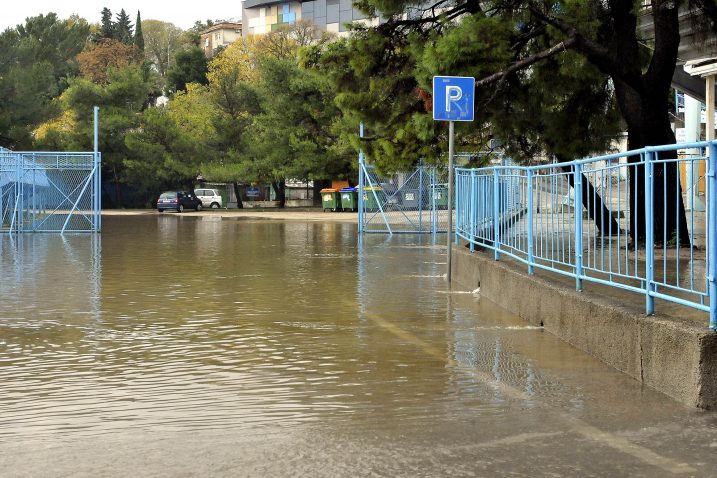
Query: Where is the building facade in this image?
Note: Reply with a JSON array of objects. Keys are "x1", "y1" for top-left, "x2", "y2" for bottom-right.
[
  {"x1": 200, "y1": 22, "x2": 243, "y2": 57},
  {"x1": 241, "y1": 0, "x2": 374, "y2": 36}
]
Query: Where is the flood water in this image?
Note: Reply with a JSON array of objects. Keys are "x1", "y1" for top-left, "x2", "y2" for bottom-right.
[{"x1": 1, "y1": 215, "x2": 716, "y2": 477}]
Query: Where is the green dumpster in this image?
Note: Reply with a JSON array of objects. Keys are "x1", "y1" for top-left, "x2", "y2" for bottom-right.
[
  {"x1": 339, "y1": 187, "x2": 358, "y2": 212},
  {"x1": 431, "y1": 185, "x2": 449, "y2": 209},
  {"x1": 363, "y1": 186, "x2": 382, "y2": 211},
  {"x1": 320, "y1": 188, "x2": 341, "y2": 211}
]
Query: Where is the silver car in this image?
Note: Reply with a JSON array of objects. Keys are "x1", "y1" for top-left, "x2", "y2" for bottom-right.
[{"x1": 194, "y1": 188, "x2": 223, "y2": 209}]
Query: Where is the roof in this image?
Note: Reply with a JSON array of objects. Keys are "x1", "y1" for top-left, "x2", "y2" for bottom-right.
[
  {"x1": 200, "y1": 22, "x2": 243, "y2": 35},
  {"x1": 684, "y1": 58, "x2": 717, "y2": 78}
]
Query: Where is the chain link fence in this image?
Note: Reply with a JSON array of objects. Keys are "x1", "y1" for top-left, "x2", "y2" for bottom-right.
[
  {"x1": 359, "y1": 163, "x2": 449, "y2": 234},
  {"x1": 1, "y1": 149, "x2": 101, "y2": 233}
]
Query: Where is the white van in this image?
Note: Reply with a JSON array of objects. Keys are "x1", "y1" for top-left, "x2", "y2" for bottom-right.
[{"x1": 194, "y1": 188, "x2": 223, "y2": 209}]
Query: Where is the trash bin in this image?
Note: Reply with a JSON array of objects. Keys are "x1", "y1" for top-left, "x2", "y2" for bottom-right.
[
  {"x1": 363, "y1": 186, "x2": 382, "y2": 211},
  {"x1": 401, "y1": 189, "x2": 420, "y2": 209},
  {"x1": 339, "y1": 187, "x2": 357, "y2": 212},
  {"x1": 431, "y1": 185, "x2": 449, "y2": 209},
  {"x1": 320, "y1": 188, "x2": 341, "y2": 211}
]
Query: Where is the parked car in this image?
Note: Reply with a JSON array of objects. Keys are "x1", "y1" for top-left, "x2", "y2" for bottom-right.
[
  {"x1": 194, "y1": 188, "x2": 223, "y2": 209},
  {"x1": 157, "y1": 191, "x2": 202, "y2": 212}
]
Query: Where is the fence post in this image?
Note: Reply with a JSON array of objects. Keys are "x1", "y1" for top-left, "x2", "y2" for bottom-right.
[
  {"x1": 527, "y1": 169, "x2": 534, "y2": 275},
  {"x1": 419, "y1": 166, "x2": 424, "y2": 233},
  {"x1": 574, "y1": 163, "x2": 583, "y2": 291},
  {"x1": 709, "y1": 142, "x2": 717, "y2": 330},
  {"x1": 645, "y1": 151, "x2": 655, "y2": 316},
  {"x1": 431, "y1": 169, "x2": 437, "y2": 233},
  {"x1": 457, "y1": 169, "x2": 463, "y2": 245},
  {"x1": 94, "y1": 106, "x2": 100, "y2": 232},
  {"x1": 358, "y1": 122, "x2": 365, "y2": 234},
  {"x1": 493, "y1": 169, "x2": 500, "y2": 261},
  {"x1": 464, "y1": 170, "x2": 472, "y2": 250}
]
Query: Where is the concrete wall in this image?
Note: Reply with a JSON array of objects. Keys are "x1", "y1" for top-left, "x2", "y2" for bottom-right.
[{"x1": 452, "y1": 245, "x2": 717, "y2": 409}]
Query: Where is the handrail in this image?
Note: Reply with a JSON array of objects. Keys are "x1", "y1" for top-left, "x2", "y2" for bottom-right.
[{"x1": 455, "y1": 141, "x2": 717, "y2": 329}]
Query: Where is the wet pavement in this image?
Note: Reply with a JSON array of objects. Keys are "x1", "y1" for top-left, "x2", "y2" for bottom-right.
[{"x1": 0, "y1": 215, "x2": 716, "y2": 477}]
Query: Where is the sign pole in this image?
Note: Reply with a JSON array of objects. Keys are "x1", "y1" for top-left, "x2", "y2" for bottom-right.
[
  {"x1": 432, "y1": 75, "x2": 474, "y2": 284},
  {"x1": 447, "y1": 120, "x2": 455, "y2": 283}
]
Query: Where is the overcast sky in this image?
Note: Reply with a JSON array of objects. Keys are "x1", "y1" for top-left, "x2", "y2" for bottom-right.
[{"x1": 1, "y1": 1, "x2": 242, "y2": 32}]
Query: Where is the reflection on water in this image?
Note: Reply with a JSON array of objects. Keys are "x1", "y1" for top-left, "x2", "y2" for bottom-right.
[{"x1": 0, "y1": 216, "x2": 706, "y2": 450}]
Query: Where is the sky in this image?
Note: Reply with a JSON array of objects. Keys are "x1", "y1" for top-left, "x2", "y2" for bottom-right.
[{"x1": 0, "y1": 1, "x2": 242, "y2": 32}]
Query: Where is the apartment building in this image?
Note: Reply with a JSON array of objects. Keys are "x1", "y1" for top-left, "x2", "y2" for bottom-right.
[{"x1": 200, "y1": 22, "x2": 243, "y2": 57}]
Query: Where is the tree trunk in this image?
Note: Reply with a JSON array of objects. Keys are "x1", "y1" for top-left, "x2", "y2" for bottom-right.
[
  {"x1": 559, "y1": 164, "x2": 621, "y2": 234},
  {"x1": 313, "y1": 180, "x2": 331, "y2": 207},
  {"x1": 272, "y1": 179, "x2": 286, "y2": 208},
  {"x1": 112, "y1": 164, "x2": 122, "y2": 208},
  {"x1": 608, "y1": 0, "x2": 689, "y2": 246},
  {"x1": 614, "y1": 80, "x2": 690, "y2": 246},
  {"x1": 232, "y1": 182, "x2": 244, "y2": 209}
]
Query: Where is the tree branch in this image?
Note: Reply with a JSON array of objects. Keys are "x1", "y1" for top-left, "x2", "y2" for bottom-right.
[
  {"x1": 475, "y1": 36, "x2": 576, "y2": 88},
  {"x1": 377, "y1": 0, "x2": 475, "y2": 33},
  {"x1": 527, "y1": 2, "x2": 644, "y2": 92}
]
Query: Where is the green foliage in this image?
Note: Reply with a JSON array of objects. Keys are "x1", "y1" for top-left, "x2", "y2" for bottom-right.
[
  {"x1": 134, "y1": 11, "x2": 145, "y2": 50},
  {"x1": 0, "y1": 13, "x2": 90, "y2": 148},
  {"x1": 114, "y1": 9, "x2": 134, "y2": 45},
  {"x1": 313, "y1": 2, "x2": 624, "y2": 171},
  {"x1": 242, "y1": 58, "x2": 351, "y2": 183},
  {"x1": 179, "y1": 20, "x2": 214, "y2": 48},
  {"x1": 315, "y1": 31, "x2": 440, "y2": 172},
  {"x1": 124, "y1": 107, "x2": 204, "y2": 202},
  {"x1": 141, "y1": 19, "x2": 184, "y2": 78},
  {"x1": 36, "y1": 65, "x2": 157, "y2": 206},
  {"x1": 167, "y1": 47, "x2": 209, "y2": 92},
  {"x1": 0, "y1": 10, "x2": 353, "y2": 206},
  {"x1": 100, "y1": 8, "x2": 114, "y2": 39}
]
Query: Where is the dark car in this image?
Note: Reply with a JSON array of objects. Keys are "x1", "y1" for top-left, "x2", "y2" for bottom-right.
[{"x1": 157, "y1": 191, "x2": 202, "y2": 213}]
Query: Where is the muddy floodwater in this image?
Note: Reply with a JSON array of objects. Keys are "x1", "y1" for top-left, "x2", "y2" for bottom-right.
[{"x1": 1, "y1": 215, "x2": 716, "y2": 477}]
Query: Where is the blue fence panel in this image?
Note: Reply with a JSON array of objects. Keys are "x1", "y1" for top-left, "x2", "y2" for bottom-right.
[
  {"x1": 0, "y1": 149, "x2": 101, "y2": 234},
  {"x1": 455, "y1": 142, "x2": 716, "y2": 329},
  {"x1": 359, "y1": 163, "x2": 450, "y2": 234}
]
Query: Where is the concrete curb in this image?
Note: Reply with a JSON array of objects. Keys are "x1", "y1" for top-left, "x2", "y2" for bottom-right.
[{"x1": 452, "y1": 245, "x2": 717, "y2": 409}]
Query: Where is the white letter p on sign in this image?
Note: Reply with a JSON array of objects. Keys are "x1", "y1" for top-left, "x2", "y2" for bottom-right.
[{"x1": 445, "y1": 85, "x2": 462, "y2": 113}]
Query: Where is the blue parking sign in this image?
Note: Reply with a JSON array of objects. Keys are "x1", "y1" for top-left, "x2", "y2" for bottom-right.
[{"x1": 432, "y1": 76, "x2": 475, "y2": 122}]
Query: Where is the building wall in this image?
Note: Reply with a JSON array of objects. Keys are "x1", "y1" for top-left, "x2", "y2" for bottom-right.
[
  {"x1": 300, "y1": 0, "x2": 369, "y2": 34},
  {"x1": 244, "y1": 2, "x2": 302, "y2": 35},
  {"x1": 200, "y1": 24, "x2": 243, "y2": 57},
  {"x1": 242, "y1": 0, "x2": 375, "y2": 36}
]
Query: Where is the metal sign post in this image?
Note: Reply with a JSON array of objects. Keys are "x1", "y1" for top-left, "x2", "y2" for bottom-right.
[
  {"x1": 447, "y1": 120, "x2": 455, "y2": 281},
  {"x1": 433, "y1": 76, "x2": 475, "y2": 282}
]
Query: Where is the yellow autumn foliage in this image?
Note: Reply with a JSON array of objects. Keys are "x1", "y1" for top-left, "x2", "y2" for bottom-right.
[
  {"x1": 207, "y1": 36, "x2": 262, "y2": 85},
  {"x1": 34, "y1": 109, "x2": 76, "y2": 140}
]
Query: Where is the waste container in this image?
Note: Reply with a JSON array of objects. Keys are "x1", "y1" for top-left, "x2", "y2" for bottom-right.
[
  {"x1": 320, "y1": 188, "x2": 341, "y2": 211},
  {"x1": 339, "y1": 187, "x2": 358, "y2": 212},
  {"x1": 363, "y1": 186, "x2": 382, "y2": 211},
  {"x1": 401, "y1": 189, "x2": 420, "y2": 209},
  {"x1": 431, "y1": 185, "x2": 449, "y2": 209}
]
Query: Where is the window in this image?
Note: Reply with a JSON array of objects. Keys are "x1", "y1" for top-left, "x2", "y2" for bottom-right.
[{"x1": 205, "y1": 38, "x2": 209, "y2": 47}]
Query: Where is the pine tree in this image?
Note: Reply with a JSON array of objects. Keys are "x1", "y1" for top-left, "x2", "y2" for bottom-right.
[
  {"x1": 114, "y1": 9, "x2": 133, "y2": 44},
  {"x1": 100, "y1": 8, "x2": 114, "y2": 39},
  {"x1": 134, "y1": 11, "x2": 144, "y2": 50}
]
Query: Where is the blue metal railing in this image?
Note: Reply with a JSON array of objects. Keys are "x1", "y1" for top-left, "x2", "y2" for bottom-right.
[{"x1": 455, "y1": 141, "x2": 717, "y2": 329}]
